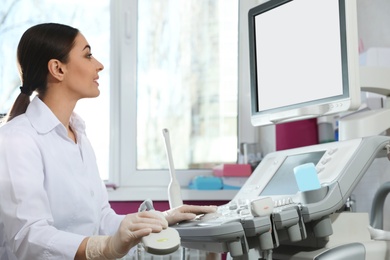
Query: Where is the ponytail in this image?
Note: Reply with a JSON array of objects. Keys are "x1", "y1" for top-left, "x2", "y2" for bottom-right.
[{"x1": 3, "y1": 91, "x2": 31, "y2": 123}]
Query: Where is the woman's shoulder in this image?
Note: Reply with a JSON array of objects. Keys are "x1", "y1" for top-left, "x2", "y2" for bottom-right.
[
  {"x1": 0, "y1": 114, "x2": 35, "y2": 137},
  {"x1": 0, "y1": 116, "x2": 40, "y2": 154}
]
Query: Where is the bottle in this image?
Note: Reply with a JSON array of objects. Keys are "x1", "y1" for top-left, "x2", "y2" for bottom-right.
[{"x1": 317, "y1": 116, "x2": 335, "y2": 143}]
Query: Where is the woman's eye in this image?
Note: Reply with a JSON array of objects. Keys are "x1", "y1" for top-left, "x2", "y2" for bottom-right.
[{"x1": 87, "y1": 53, "x2": 93, "y2": 59}]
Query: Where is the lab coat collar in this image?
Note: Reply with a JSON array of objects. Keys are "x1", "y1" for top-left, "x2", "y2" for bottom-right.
[{"x1": 26, "y1": 96, "x2": 86, "y2": 135}]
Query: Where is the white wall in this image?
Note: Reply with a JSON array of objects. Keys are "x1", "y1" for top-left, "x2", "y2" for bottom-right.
[{"x1": 357, "y1": 0, "x2": 390, "y2": 49}]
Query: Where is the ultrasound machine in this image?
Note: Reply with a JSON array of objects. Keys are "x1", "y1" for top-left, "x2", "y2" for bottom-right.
[
  {"x1": 175, "y1": 136, "x2": 390, "y2": 259},
  {"x1": 170, "y1": 0, "x2": 390, "y2": 259}
]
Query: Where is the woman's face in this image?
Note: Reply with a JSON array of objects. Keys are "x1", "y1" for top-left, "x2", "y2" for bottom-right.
[{"x1": 62, "y1": 33, "x2": 104, "y2": 100}]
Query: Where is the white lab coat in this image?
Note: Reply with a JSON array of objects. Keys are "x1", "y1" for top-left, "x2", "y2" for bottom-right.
[{"x1": 0, "y1": 97, "x2": 124, "y2": 259}]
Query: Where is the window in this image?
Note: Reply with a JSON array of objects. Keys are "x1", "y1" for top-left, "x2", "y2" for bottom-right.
[
  {"x1": 137, "y1": 1, "x2": 239, "y2": 170},
  {"x1": 111, "y1": 0, "x2": 248, "y2": 191},
  {"x1": 0, "y1": 0, "x2": 110, "y2": 180}
]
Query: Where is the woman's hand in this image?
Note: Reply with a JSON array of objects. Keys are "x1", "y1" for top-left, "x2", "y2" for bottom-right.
[
  {"x1": 163, "y1": 205, "x2": 217, "y2": 225},
  {"x1": 106, "y1": 211, "x2": 168, "y2": 257},
  {"x1": 85, "y1": 211, "x2": 168, "y2": 259}
]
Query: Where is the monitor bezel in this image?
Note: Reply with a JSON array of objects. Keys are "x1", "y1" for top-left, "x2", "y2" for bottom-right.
[{"x1": 248, "y1": 0, "x2": 361, "y2": 127}]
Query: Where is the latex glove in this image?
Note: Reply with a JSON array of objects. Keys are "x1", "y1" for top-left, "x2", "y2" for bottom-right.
[
  {"x1": 163, "y1": 204, "x2": 217, "y2": 226},
  {"x1": 86, "y1": 211, "x2": 168, "y2": 259},
  {"x1": 368, "y1": 225, "x2": 390, "y2": 241}
]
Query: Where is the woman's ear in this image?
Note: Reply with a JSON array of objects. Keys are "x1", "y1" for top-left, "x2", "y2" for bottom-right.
[{"x1": 47, "y1": 59, "x2": 65, "y2": 81}]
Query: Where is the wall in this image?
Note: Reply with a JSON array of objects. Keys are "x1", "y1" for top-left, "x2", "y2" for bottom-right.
[{"x1": 357, "y1": 0, "x2": 390, "y2": 49}]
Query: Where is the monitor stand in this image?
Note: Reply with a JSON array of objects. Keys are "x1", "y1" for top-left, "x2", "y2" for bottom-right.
[{"x1": 339, "y1": 66, "x2": 390, "y2": 141}]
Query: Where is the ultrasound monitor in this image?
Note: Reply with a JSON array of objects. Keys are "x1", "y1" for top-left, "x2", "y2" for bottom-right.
[{"x1": 248, "y1": 0, "x2": 361, "y2": 127}]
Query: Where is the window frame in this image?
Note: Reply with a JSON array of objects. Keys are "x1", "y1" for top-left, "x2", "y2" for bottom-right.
[{"x1": 108, "y1": 0, "x2": 266, "y2": 201}]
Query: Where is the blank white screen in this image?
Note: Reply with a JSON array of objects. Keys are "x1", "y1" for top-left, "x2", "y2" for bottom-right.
[{"x1": 255, "y1": 0, "x2": 343, "y2": 112}]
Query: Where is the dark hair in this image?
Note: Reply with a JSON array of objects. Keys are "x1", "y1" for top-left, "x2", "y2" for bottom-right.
[{"x1": 4, "y1": 23, "x2": 79, "y2": 122}]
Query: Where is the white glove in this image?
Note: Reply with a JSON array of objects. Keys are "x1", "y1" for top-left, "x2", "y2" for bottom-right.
[
  {"x1": 368, "y1": 225, "x2": 390, "y2": 241},
  {"x1": 86, "y1": 211, "x2": 168, "y2": 259},
  {"x1": 163, "y1": 204, "x2": 217, "y2": 225}
]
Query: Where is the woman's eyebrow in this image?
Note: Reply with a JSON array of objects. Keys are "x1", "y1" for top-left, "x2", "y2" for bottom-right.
[{"x1": 82, "y1": 45, "x2": 91, "y2": 51}]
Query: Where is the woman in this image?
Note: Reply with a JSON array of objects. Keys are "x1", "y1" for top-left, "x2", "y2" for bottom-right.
[{"x1": 0, "y1": 23, "x2": 216, "y2": 260}]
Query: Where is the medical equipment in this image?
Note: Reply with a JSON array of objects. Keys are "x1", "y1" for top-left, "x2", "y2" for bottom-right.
[
  {"x1": 138, "y1": 199, "x2": 181, "y2": 255},
  {"x1": 162, "y1": 128, "x2": 183, "y2": 208},
  {"x1": 173, "y1": 135, "x2": 390, "y2": 259},
  {"x1": 248, "y1": 0, "x2": 361, "y2": 127}
]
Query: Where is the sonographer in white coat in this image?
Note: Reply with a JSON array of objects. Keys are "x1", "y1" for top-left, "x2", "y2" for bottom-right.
[{"x1": 0, "y1": 23, "x2": 216, "y2": 260}]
